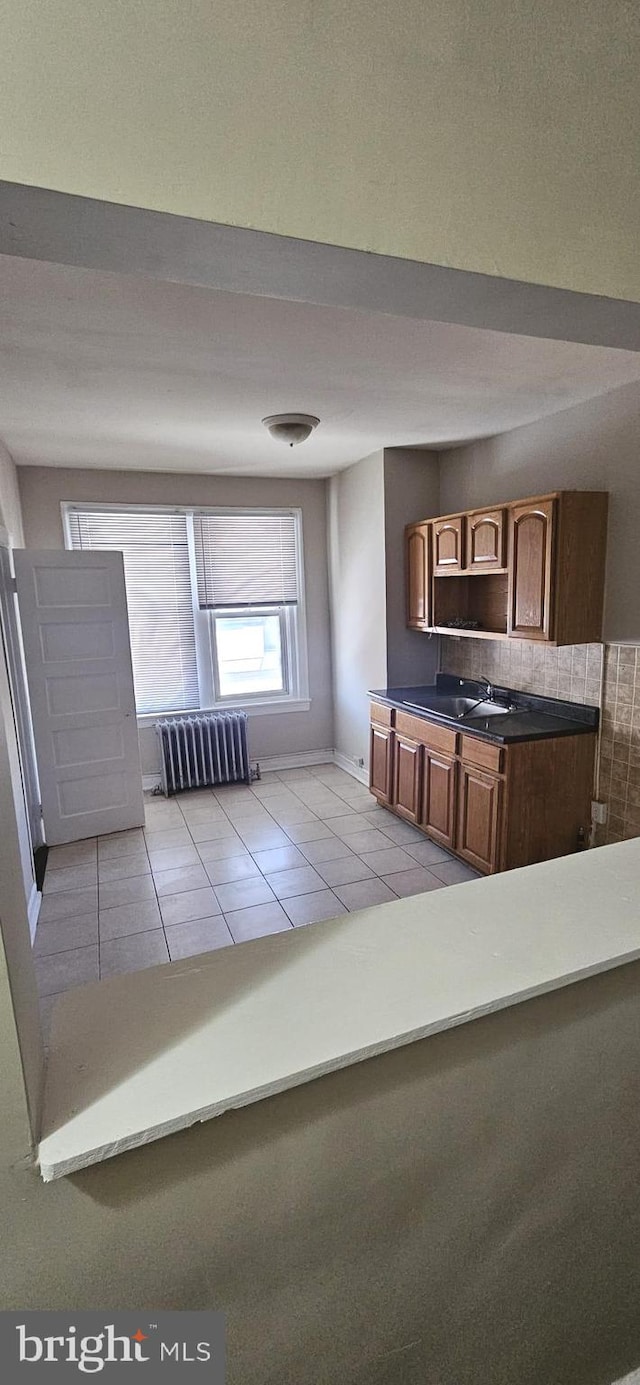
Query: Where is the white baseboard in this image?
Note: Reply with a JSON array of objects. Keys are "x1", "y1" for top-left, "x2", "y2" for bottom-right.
[
  {"x1": 332, "y1": 751, "x2": 369, "y2": 785},
  {"x1": 254, "y1": 748, "x2": 335, "y2": 774},
  {"x1": 27, "y1": 882, "x2": 41, "y2": 943},
  {"x1": 144, "y1": 748, "x2": 369, "y2": 790}
]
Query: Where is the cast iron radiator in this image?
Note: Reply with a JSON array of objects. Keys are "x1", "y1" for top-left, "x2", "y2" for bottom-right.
[{"x1": 155, "y1": 712, "x2": 251, "y2": 795}]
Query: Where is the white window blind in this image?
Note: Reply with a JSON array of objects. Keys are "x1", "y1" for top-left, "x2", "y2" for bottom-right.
[
  {"x1": 193, "y1": 512, "x2": 299, "y2": 609},
  {"x1": 67, "y1": 509, "x2": 200, "y2": 715}
]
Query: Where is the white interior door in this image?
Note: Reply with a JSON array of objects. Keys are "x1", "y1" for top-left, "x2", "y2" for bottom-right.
[{"x1": 14, "y1": 549, "x2": 145, "y2": 845}]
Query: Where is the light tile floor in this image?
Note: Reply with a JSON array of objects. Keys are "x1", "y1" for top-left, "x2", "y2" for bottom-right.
[{"x1": 35, "y1": 765, "x2": 480, "y2": 1036}]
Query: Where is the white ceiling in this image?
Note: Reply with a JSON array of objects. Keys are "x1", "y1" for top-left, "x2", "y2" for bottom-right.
[{"x1": 1, "y1": 255, "x2": 639, "y2": 477}]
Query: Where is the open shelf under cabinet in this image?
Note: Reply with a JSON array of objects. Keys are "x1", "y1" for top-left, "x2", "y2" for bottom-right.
[{"x1": 432, "y1": 571, "x2": 509, "y2": 640}]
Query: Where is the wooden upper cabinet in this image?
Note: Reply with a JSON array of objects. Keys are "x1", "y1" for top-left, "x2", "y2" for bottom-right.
[
  {"x1": 406, "y1": 491, "x2": 607, "y2": 644},
  {"x1": 405, "y1": 522, "x2": 432, "y2": 629},
  {"x1": 465, "y1": 509, "x2": 506, "y2": 571},
  {"x1": 392, "y1": 734, "x2": 422, "y2": 824},
  {"x1": 433, "y1": 516, "x2": 464, "y2": 574},
  {"x1": 508, "y1": 499, "x2": 555, "y2": 640},
  {"x1": 552, "y1": 491, "x2": 608, "y2": 646}
]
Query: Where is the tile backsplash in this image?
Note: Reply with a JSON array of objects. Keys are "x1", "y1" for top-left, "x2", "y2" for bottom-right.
[{"x1": 440, "y1": 636, "x2": 640, "y2": 847}]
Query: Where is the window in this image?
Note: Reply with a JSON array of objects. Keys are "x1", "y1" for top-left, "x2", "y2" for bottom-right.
[
  {"x1": 191, "y1": 511, "x2": 300, "y2": 707},
  {"x1": 64, "y1": 505, "x2": 308, "y2": 717},
  {"x1": 213, "y1": 612, "x2": 287, "y2": 699},
  {"x1": 66, "y1": 509, "x2": 199, "y2": 715}
]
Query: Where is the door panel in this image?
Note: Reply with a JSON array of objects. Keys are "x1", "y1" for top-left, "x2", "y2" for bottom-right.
[
  {"x1": 392, "y1": 735, "x2": 422, "y2": 823},
  {"x1": 370, "y1": 724, "x2": 393, "y2": 804},
  {"x1": 457, "y1": 763, "x2": 502, "y2": 873},
  {"x1": 421, "y1": 750, "x2": 456, "y2": 849},
  {"x1": 406, "y1": 523, "x2": 431, "y2": 629},
  {"x1": 32, "y1": 561, "x2": 112, "y2": 608},
  {"x1": 433, "y1": 517, "x2": 464, "y2": 573},
  {"x1": 14, "y1": 549, "x2": 144, "y2": 845},
  {"x1": 40, "y1": 618, "x2": 116, "y2": 662},
  {"x1": 508, "y1": 500, "x2": 555, "y2": 640},
  {"x1": 52, "y1": 724, "x2": 125, "y2": 767},
  {"x1": 466, "y1": 510, "x2": 506, "y2": 570}
]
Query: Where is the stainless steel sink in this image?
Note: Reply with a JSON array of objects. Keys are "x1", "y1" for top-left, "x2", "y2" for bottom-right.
[
  {"x1": 462, "y1": 700, "x2": 511, "y2": 718},
  {"x1": 403, "y1": 696, "x2": 512, "y2": 720},
  {"x1": 403, "y1": 696, "x2": 476, "y2": 718}
]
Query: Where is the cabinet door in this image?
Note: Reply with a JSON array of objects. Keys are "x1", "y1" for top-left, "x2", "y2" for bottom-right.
[
  {"x1": 508, "y1": 499, "x2": 555, "y2": 640},
  {"x1": 457, "y1": 763, "x2": 503, "y2": 873},
  {"x1": 392, "y1": 734, "x2": 422, "y2": 823},
  {"x1": 433, "y1": 516, "x2": 464, "y2": 574},
  {"x1": 466, "y1": 510, "x2": 506, "y2": 570},
  {"x1": 421, "y1": 749, "x2": 456, "y2": 849},
  {"x1": 370, "y1": 724, "x2": 393, "y2": 804},
  {"x1": 405, "y1": 523, "x2": 431, "y2": 629}
]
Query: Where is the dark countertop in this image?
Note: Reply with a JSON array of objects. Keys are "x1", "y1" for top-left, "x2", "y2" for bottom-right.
[{"x1": 369, "y1": 675, "x2": 599, "y2": 745}]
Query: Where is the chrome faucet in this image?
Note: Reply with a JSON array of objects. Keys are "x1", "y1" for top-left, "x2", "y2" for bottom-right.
[
  {"x1": 476, "y1": 676, "x2": 494, "y2": 702},
  {"x1": 456, "y1": 675, "x2": 496, "y2": 720}
]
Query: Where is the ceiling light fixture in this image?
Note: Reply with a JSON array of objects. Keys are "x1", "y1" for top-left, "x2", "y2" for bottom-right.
[{"x1": 262, "y1": 413, "x2": 320, "y2": 447}]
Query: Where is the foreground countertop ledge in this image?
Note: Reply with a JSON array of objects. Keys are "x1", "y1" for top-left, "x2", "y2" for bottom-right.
[{"x1": 39, "y1": 840, "x2": 640, "y2": 1181}]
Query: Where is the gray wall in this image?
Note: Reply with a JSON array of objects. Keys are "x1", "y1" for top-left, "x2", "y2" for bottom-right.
[
  {"x1": 3, "y1": 939, "x2": 640, "y2": 1385},
  {"x1": 383, "y1": 447, "x2": 440, "y2": 687},
  {"x1": 17, "y1": 466, "x2": 334, "y2": 767},
  {"x1": 438, "y1": 379, "x2": 640, "y2": 643},
  {"x1": 328, "y1": 448, "x2": 443, "y2": 771},
  {"x1": 328, "y1": 453, "x2": 387, "y2": 769}
]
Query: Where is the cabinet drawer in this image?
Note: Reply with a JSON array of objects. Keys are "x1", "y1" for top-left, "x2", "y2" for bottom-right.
[
  {"x1": 395, "y1": 710, "x2": 457, "y2": 755},
  {"x1": 370, "y1": 701, "x2": 393, "y2": 728},
  {"x1": 460, "y1": 734, "x2": 503, "y2": 774}
]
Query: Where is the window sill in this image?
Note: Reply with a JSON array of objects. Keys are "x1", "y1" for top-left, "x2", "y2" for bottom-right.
[{"x1": 137, "y1": 698, "x2": 311, "y2": 728}]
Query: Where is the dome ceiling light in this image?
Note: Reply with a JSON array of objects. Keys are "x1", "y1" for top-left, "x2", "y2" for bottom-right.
[{"x1": 262, "y1": 413, "x2": 320, "y2": 447}]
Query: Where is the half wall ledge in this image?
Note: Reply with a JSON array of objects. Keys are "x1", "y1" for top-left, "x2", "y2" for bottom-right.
[{"x1": 38, "y1": 839, "x2": 640, "y2": 1181}]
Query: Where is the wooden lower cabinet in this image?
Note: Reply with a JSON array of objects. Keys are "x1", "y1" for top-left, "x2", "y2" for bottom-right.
[
  {"x1": 456, "y1": 762, "x2": 503, "y2": 873},
  {"x1": 392, "y1": 734, "x2": 422, "y2": 823},
  {"x1": 421, "y1": 749, "x2": 456, "y2": 849},
  {"x1": 369, "y1": 703, "x2": 595, "y2": 875},
  {"x1": 369, "y1": 723, "x2": 393, "y2": 804}
]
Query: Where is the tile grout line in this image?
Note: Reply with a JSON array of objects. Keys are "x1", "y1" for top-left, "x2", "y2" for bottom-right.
[{"x1": 144, "y1": 821, "x2": 169, "y2": 967}]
